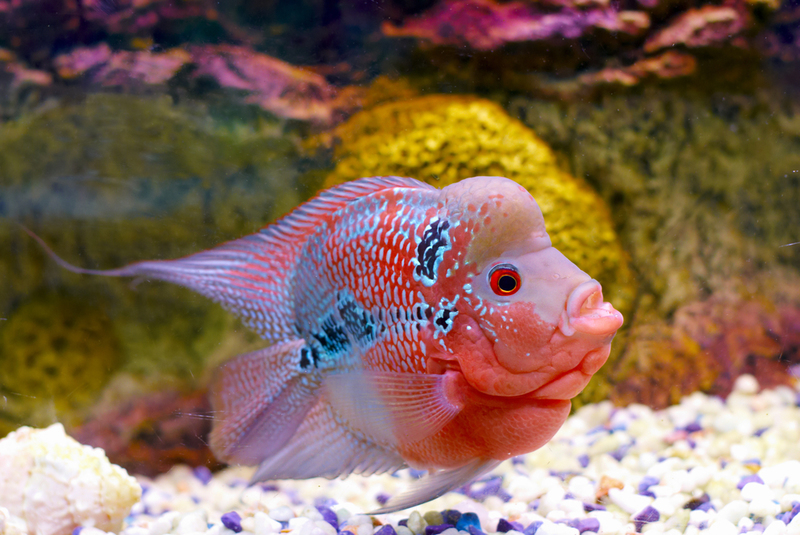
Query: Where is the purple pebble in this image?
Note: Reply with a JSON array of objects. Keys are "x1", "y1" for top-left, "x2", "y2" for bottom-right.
[
  {"x1": 684, "y1": 422, "x2": 702, "y2": 433},
  {"x1": 584, "y1": 503, "x2": 606, "y2": 512},
  {"x1": 468, "y1": 526, "x2": 488, "y2": 535},
  {"x1": 316, "y1": 506, "x2": 339, "y2": 530},
  {"x1": 376, "y1": 492, "x2": 390, "y2": 505},
  {"x1": 697, "y1": 502, "x2": 715, "y2": 512},
  {"x1": 399, "y1": 520, "x2": 408, "y2": 527},
  {"x1": 576, "y1": 518, "x2": 600, "y2": 534},
  {"x1": 193, "y1": 466, "x2": 213, "y2": 485},
  {"x1": 221, "y1": 512, "x2": 243, "y2": 533},
  {"x1": 443, "y1": 510, "x2": 462, "y2": 525},
  {"x1": 524, "y1": 521, "x2": 542, "y2": 535},
  {"x1": 426, "y1": 525, "x2": 454, "y2": 535},
  {"x1": 753, "y1": 428, "x2": 769, "y2": 437},
  {"x1": 496, "y1": 519, "x2": 515, "y2": 533},
  {"x1": 737, "y1": 474, "x2": 765, "y2": 490},
  {"x1": 752, "y1": 524, "x2": 765, "y2": 533},
  {"x1": 72, "y1": 528, "x2": 83, "y2": 535},
  {"x1": 376, "y1": 526, "x2": 397, "y2": 535},
  {"x1": 638, "y1": 476, "x2": 660, "y2": 495},
  {"x1": 788, "y1": 502, "x2": 800, "y2": 523},
  {"x1": 578, "y1": 454, "x2": 590, "y2": 468},
  {"x1": 633, "y1": 506, "x2": 660, "y2": 532}
]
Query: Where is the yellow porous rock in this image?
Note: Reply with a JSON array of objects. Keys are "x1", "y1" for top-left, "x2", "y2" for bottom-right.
[
  {"x1": 0, "y1": 424, "x2": 141, "y2": 535},
  {"x1": 322, "y1": 95, "x2": 634, "y2": 316}
]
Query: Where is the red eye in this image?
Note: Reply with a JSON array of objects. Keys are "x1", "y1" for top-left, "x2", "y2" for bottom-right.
[{"x1": 489, "y1": 264, "x2": 521, "y2": 296}]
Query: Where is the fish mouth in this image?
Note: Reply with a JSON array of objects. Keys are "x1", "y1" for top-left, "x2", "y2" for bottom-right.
[
  {"x1": 525, "y1": 347, "x2": 609, "y2": 400},
  {"x1": 560, "y1": 280, "x2": 624, "y2": 337}
]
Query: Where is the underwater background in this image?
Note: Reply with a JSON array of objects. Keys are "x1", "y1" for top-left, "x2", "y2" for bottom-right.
[{"x1": 1, "y1": 0, "x2": 799, "y2": 480}]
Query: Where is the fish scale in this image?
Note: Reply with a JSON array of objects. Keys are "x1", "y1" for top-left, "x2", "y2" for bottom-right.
[{"x1": 27, "y1": 175, "x2": 624, "y2": 514}]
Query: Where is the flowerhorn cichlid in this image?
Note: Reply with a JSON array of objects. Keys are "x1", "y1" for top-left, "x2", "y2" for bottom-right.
[{"x1": 28, "y1": 176, "x2": 624, "y2": 513}]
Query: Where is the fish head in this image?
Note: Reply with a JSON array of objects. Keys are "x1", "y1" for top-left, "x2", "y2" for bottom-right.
[{"x1": 436, "y1": 176, "x2": 624, "y2": 400}]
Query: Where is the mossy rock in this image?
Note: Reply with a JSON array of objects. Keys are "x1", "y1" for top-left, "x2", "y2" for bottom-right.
[
  {"x1": 321, "y1": 94, "x2": 636, "y2": 322},
  {"x1": 0, "y1": 292, "x2": 121, "y2": 431},
  {"x1": 0, "y1": 93, "x2": 303, "y2": 432}
]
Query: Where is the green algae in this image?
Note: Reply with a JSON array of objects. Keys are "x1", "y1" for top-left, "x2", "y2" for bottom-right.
[{"x1": 0, "y1": 93, "x2": 300, "y2": 432}]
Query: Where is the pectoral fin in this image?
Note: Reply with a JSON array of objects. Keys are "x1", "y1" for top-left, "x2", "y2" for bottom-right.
[{"x1": 322, "y1": 371, "x2": 463, "y2": 446}]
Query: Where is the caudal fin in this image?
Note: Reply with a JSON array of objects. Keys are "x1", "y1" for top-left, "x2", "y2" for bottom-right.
[{"x1": 21, "y1": 176, "x2": 433, "y2": 343}]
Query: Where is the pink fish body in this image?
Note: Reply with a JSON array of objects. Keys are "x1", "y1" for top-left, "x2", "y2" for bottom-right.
[{"x1": 32, "y1": 176, "x2": 623, "y2": 512}]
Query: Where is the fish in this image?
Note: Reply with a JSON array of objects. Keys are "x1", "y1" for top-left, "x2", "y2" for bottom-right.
[{"x1": 27, "y1": 175, "x2": 624, "y2": 512}]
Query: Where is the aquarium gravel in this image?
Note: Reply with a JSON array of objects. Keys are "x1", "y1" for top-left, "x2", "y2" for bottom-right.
[{"x1": 106, "y1": 375, "x2": 800, "y2": 535}]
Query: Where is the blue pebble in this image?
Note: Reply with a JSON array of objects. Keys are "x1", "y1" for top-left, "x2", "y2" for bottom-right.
[
  {"x1": 633, "y1": 505, "x2": 659, "y2": 532},
  {"x1": 737, "y1": 474, "x2": 765, "y2": 490},
  {"x1": 456, "y1": 513, "x2": 481, "y2": 532},
  {"x1": 221, "y1": 512, "x2": 243, "y2": 533},
  {"x1": 192, "y1": 466, "x2": 213, "y2": 485},
  {"x1": 576, "y1": 518, "x2": 600, "y2": 534},
  {"x1": 376, "y1": 526, "x2": 397, "y2": 535},
  {"x1": 523, "y1": 521, "x2": 543, "y2": 535},
  {"x1": 316, "y1": 506, "x2": 339, "y2": 530}
]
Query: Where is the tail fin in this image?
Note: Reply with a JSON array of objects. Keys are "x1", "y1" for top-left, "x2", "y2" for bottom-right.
[{"x1": 21, "y1": 176, "x2": 433, "y2": 343}]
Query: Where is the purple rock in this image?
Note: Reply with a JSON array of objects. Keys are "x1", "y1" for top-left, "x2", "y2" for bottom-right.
[
  {"x1": 633, "y1": 506, "x2": 660, "y2": 532},
  {"x1": 753, "y1": 524, "x2": 765, "y2": 533},
  {"x1": 261, "y1": 484, "x2": 279, "y2": 492},
  {"x1": 777, "y1": 512, "x2": 791, "y2": 523},
  {"x1": 737, "y1": 474, "x2": 765, "y2": 490},
  {"x1": 399, "y1": 520, "x2": 409, "y2": 527},
  {"x1": 72, "y1": 528, "x2": 83, "y2": 535},
  {"x1": 497, "y1": 519, "x2": 523, "y2": 532},
  {"x1": 754, "y1": 427, "x2": 769, "y2": 437},
  {"x1": 610, "y1": 443, "x2": 632, "y2": 461},
  {"x1": 221, "y1": 512, "x2": 243, "y2": 533},
  {"x1": 684, "y1": 422, "x2": 702, "y2": 433},
  {"x1": 578, "y1": 454, "x2": 590, "y2": 468},
  {"x1": 743, "y1": 459, "x2": 762, "y2": 466},
  {"x1": 468, "y1": 526, "x2": 488, "y2": 535},
  {"x1": 375, "y1": 493, "x2": 390, "y2": 506},
  {"x1": 316, "y1": 506, "x2": 339, "y2": 530},
  {"x1": 576, "y1": 518, "x2": 600, "y2": 534},
  {"x1": 584, "y1": 503, "x2": 606, "y2": 512},
  {"x1": 638, "y1": 476, "x2": 660, "y2": 495},
  {"x1": 697, "y1": 502, "x2": 715, "y2": 512},
  {"x1": 788, "y1": 502, "x2": 800, "y2": 523},
  {"x1": 376, "y1": 526, "x2": 398, "y2": 535},
  {"x1": 426, "y1": 525, "x2": 454, "y2": 535},
  {"x1": 192, "y1": 466, "x2": 213, "y2": 485},
  {"x1": 409, "y1": 469, "x2": 426, "y2": 479},
  {"x1": 524, "y1": 521, "x2": 542, "y2": 535}
]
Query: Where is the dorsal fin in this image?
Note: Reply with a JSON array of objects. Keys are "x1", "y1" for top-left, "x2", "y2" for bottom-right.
[{"x1": 23, "y1": 176, "x2": 434, "y2": 342}]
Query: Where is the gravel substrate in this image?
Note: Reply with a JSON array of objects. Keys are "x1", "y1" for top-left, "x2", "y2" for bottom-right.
[{"x1": 105, "y1": 375, "x2": 800, "y2": 535}]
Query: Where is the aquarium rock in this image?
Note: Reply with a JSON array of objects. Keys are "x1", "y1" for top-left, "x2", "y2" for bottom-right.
[{"x1": 0, "y1": 423, "x2": 141, "y2": 535}]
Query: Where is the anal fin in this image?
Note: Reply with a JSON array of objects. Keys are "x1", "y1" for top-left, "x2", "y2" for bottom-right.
[
  {"x1": 250, "y1": 400, "x2": 406, "y2": 482},
  {"x1": 209, "y1": 340, "x2": 319, "y2": 465}
]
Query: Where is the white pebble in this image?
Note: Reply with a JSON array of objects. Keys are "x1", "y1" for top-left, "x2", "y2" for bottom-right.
[
  {"x1": 270, "y1": 507, "x2": 294, "y2": 522},
  {"x1": 608, "y1": 487, "x2": 654, "y2": 514},
  {"x1": 749, "y1": 497, "x2": 781, "y2": 518},
  {"x1": 567, "y1": 476, "x2": 596, "y2": 503},
  {"x1": 788, "y1": 515, "x2": 800, "y2": 535},
  {"x1": 396, "y1": 527, "x2": 413, "y2": 535},
  {"x1": 557, "y1": 499, "x2": 585, "y2": 517},
  {"x1": 763, "y1": 520, "x2": 787, "y2": 535},
  {"x1": 706, "y1": 519, "x2": 738, "y2": 535},
  {"x1": 762, "y1": 463, "x2": 800, "y2": 489},
  {"x1": 149, "y1": 512, "x2": 182, "y2": 535},
  {"x1": 718, "y1": 500, "x2": 750, "y2": 524},
  {"x1": 742, "y1": 482, "x2": 774, "y2": 502},
  {"x1": 535, "y1": 520, "x2": 578, "y2": 535},
  {"x1": 176, "y1": 510, "x2": 209, "y2": 534},
  {"x1": 255, "y1": 512, "x2": 282, "y2": 535},
  {"x1": 733, "y1": 375, "x2": 760, "y2": 395},
  {"x1": 407, "y1": 511, "x2": 425, "y2": 535}
]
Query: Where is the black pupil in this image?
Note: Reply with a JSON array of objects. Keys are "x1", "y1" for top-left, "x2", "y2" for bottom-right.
[{"x1": 498, "y1": 273, "x2": 517, "y2": 292}]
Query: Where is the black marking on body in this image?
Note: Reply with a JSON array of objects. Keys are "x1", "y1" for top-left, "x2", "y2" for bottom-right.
[
  {"x1": 299, "y1": 345, "x2": 321, "y2": 369},
  {"x1": 337, "y1": 293, "x2": 377, "y2": 344},
  {"x1": 415, "y1": 219, "x2": 451, "y2": 283},
  {"x1": 312, "y1": 316, "x2": 350, "y2": 356},
  {"x1": 435, "y1": 308, "x2": 454, "y2": 330}
]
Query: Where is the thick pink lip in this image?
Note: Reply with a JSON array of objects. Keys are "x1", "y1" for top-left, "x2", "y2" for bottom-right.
[{"x1": 560, "y1": 280, "x2": 624, "y2": 337}]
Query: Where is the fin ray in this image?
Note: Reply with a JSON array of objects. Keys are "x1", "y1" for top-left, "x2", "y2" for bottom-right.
[
  {"x1": 370, "y1": 459, "x2": 501, "y2": 514},
  {"x1": 323, "y1": 371, "x2": 462, "y2": 446}
]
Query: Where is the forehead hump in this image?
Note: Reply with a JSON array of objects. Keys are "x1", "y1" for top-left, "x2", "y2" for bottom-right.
[{"x1": 441, "y1": 176, "x2": 547, "y2": 265}]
